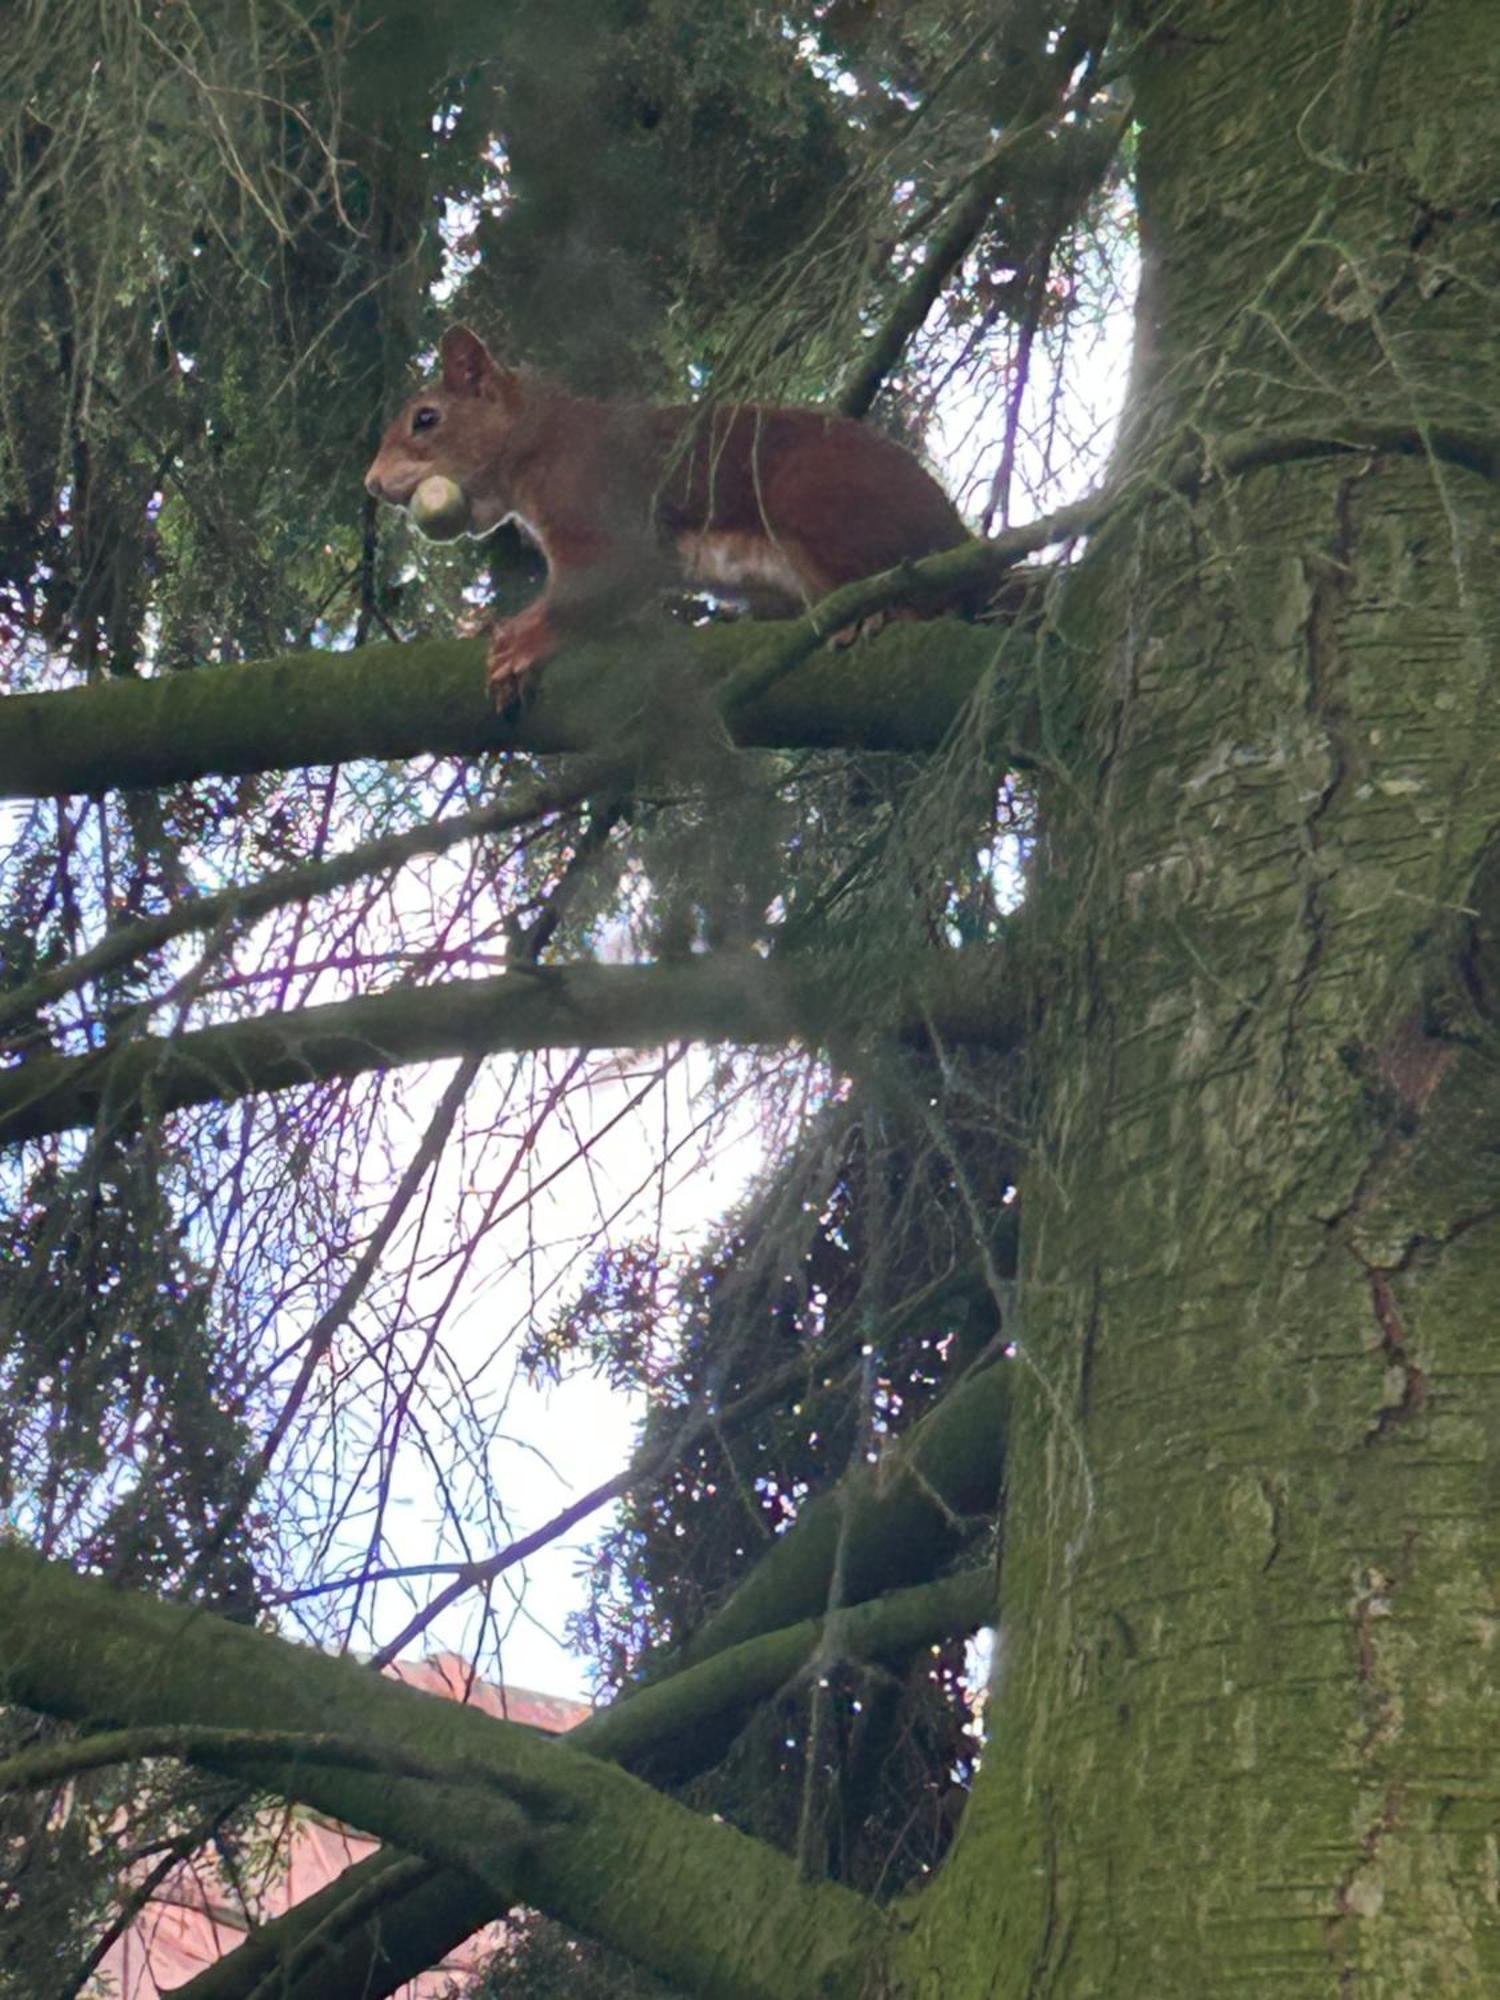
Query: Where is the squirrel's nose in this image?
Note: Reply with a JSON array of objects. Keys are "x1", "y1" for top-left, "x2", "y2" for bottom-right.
[{"x1": 364, "y1": 470, "x2": 385, "y2": 499}]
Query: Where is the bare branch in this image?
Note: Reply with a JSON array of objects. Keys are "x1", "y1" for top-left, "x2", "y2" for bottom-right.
[
  {"x1": 0, "y1": 1725, "x2": 519, "y2": 1797},
  {"x1": 0, "y1": 759, "x2": 616, "y2": 1037},
  {"x1": 362, "y1": 1255, "x2": 982, "y2": 1662},
  {"x1": 839, "y1": 19, "x2": 1125, "y2": 421},
  {"x1": 182, "y1": 1053, "x2": 485, "y2": 1596}
]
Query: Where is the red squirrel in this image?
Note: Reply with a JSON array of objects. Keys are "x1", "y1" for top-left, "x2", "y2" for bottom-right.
[{"x1": 365, "y1": 327, "x2": 969, "y2": 707}]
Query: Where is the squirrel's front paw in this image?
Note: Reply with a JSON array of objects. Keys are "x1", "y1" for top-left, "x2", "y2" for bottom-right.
[
  {"x1": 830, "y1": 607, "x2": 919, "y2": 649},
  {"x1": 486, "y1": 624, "x2": 531, "y2": 709},
  {"x1": 486, "y1": 608, "x2": 558, "y2": 710}
]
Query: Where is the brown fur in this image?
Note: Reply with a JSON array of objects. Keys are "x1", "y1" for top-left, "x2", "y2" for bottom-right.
[{"x1": 366, "y1": 328, "x2": 969, "y2": 705}]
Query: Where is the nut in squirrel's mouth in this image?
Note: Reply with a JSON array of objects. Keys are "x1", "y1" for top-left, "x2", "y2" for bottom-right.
[{"x1": 407, "y1": 474, "x2": 470, "y2": 541}]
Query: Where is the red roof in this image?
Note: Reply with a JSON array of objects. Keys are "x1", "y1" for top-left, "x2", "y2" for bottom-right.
[{"x1": 93, "y1": 1655, "x2": 591, "y2": 1997}]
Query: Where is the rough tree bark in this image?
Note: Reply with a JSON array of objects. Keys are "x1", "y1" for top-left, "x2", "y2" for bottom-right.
[{"x1": 895, "y1": 2, "x2": 1500, "y2": 1992}]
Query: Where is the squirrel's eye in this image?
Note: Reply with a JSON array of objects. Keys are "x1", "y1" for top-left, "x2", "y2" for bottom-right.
[{"x1": 412, "y1": 406, "x2": 439, "y2": 432}]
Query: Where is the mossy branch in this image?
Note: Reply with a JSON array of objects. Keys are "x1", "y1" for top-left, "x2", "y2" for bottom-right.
[
  {"x1": 586, "y1": 1566, "x2": 997, "y2": 1777},
  {"x1": 0, "y1": 1544, "x2": 886, "y2": 2000},
  {"x1": 166, "y1": 1568, "x2": 997, "y2": 2000},
  {"x1": 651, "y1": 1352, "x2": 1011, "y2": 1689},
  {"x1": 168, "y1": 1850, "x2": 448, "y2": 2000},
  {"x1": 0, "y1": 948, "x2": 1018, "y2": 1146},
  {"x1": 0, "y1": 612, "x2": 1011, "y2": 801}
]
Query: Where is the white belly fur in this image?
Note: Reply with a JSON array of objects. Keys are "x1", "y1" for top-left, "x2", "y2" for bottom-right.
[{"x1": 676, "y1": 530, "x2": 808, "y2": 613}]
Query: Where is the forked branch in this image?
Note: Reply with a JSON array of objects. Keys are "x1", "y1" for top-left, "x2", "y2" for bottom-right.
[{"x1": 0, "y1": 1544, "x2": 886, "y2": 2000}]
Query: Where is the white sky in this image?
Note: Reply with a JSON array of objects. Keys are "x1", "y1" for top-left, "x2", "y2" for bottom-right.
[{"x1": 346, "y1": 1047, "x2": 776, "y2": 1700}]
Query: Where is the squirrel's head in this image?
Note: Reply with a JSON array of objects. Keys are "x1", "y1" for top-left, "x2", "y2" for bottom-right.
[{"x1": 364, "y1": 327, "x2": 526, "y2": 538}]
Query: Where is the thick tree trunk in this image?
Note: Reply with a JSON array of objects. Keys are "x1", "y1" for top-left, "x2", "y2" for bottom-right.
[{"x1": 902, "y1": 2, "x2": 1500, "y2": 1992}]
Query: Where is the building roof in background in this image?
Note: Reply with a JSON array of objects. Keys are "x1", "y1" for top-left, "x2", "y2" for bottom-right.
[{"x1": 94, "y1": 1656, "x2": 590, "y2": 1999}]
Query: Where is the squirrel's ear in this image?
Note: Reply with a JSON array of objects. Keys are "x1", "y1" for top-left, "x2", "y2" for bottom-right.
[{"x1": 439, "y1": 326, "x2": 502, "y2": 398}]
